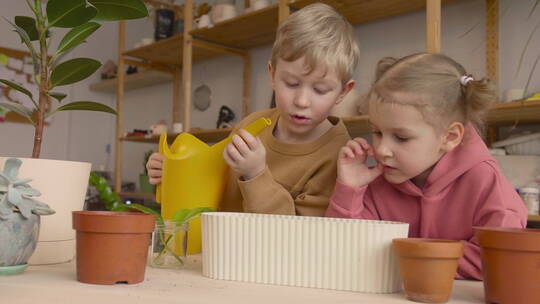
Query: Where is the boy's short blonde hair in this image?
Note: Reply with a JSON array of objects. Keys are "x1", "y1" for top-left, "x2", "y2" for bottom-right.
[{"x1": 271, "y1": 3, "x2": 360, "y2": 84}]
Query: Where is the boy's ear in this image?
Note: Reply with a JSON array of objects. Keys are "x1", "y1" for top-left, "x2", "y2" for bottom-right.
[
  {"x1": 336, "y1": 80, "x2": 356, "y2": 105},
  {"x1": 268, "y1": 61, "x2": 275, "y2": 91},
  {"x1": 440, "y1": 122, "x2": 465, "y2": 153}
]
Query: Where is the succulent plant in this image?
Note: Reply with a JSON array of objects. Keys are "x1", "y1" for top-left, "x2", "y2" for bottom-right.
[{"x1": 0, "y1": 158, "x2": 55, "y2": 220}]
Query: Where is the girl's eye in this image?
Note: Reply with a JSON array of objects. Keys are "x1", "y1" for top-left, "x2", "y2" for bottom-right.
[
  {"x1": 395, "y1": 135, "x2": 409, "y2": 142},
  {"x1": 372, "y1": 131, "x2": 382, "y2": 137}
]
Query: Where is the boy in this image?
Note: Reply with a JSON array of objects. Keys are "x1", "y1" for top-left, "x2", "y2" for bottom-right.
[{"x1": 147, "y1": 3, "x2": 360, "y2": 216}]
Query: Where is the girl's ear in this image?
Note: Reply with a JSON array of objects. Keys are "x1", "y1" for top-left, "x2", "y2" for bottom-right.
[
  {"x1": 336, "y1": 79, "x2": 356, "y2": 105},
  {"x1": 268, "y1": 61, "x2": 275, "y2": 91},
  {"x1": 441, "y1": 122, "x2": 465, "y2": 152}
]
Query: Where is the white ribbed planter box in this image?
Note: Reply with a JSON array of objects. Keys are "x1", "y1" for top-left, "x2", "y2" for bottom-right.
[{"x1": 202, "y1": 212, "x2": 409, "y2": 293}]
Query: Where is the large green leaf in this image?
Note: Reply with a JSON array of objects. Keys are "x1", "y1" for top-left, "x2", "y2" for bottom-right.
[
  {"x1": 0, "y1": 79, "x2": 33, "y2": 100},
  {"x1": 49, "y1": 92, "x2": 67, "y2": 103},
  {"x1": 172, "y1": 207, "x2": 215, "y2": 226},
  {"x1": 54, "y1": 101, "x2": 117, "y2": 114},
  {"x1": 47, "y1": 0, "x2": 97, "y2": 28},
  {"x1": 57, "y1": 22, "x2": 101, "y2": 54},
  {"x1": 15, "y1": 16, "x2": 38, "y2": 41},
  {"x1": 4, "y1": 18, "x2": 38, "y2": 63},
  {"x1": 0, "y1": 101, "x2": 33, "y2": 123},
  {"x1": 50, "y1": 58, "x2": 101, "y2": 87},
  {"x1": 89, "y1": 0, "x2": 148, "y2": 21}
]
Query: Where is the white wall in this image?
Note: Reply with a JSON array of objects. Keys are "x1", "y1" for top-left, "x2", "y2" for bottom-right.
[{"x1": 1, "y1": 0, "x2": 538, "y2": 186}]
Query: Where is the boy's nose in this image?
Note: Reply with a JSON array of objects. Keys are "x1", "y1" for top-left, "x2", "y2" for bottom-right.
[{"x1": 294, "y1": 89, "x2": 310, "y2": 108}]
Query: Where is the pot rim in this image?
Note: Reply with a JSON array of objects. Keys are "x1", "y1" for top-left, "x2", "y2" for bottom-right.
[
  {"x1": 473, "y1": 226, "x2": 540, "y2": 234},
  {"x1": 393, "y1": 238, "x2": 464, "y2": 259},
  {"x1": 73, "y1": 210, "x2": 154, "y2": 217},
  {"x1": 0, "y1": 156, "x2": 91, "y2": 166}
]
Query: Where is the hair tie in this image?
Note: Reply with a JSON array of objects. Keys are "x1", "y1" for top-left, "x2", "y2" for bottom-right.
[{"x1": 460, "y1": 75, "x2": 474, "y2": 86}]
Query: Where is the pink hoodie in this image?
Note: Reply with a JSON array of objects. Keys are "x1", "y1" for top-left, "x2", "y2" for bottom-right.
[{"x1": 326, "y1": 126, "x2": 528, "y2": 280}]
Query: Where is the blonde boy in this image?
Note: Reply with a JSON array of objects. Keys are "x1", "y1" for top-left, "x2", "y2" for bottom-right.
[{"x1": 147, "y1": 3, "x2": 360, "y2": 216}]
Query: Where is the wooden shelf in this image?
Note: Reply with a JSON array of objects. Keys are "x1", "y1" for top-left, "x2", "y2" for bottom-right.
[
  {"x1": 121, "y1": 128, "x2": 232, "y2": 144},
  {"x1": 118, "y1": 192, "x2": 155, "y2": 199},
  {"x1": 290, "y1": 0, "x2": 460, "y2": 25},
  {"x1": 528, "y1": 215, "x2": 540, "y2": 222},
  {"x1": 191, "y1": 4, "x2": 279, "y2": 49},
  {"x1": 123, "y1": 34, "x2": 224, "y2": 65},
  {"x1": 487, "y1": 99, "x2": 540, "y2": 126},
  {"x1": 89, "y1": 70, "x2": 173, "y2": 93}
]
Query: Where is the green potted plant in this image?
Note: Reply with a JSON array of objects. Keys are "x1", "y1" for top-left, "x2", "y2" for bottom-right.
[
  {"x1": 0, "y1": 158, "x2": 55, "y2": 275},
  {"x1": 77, "y1": 173, "x2": 213, "y2": 284},
  {"x1": 0, "y1": 0, "x2": 149, "y2": 265},
  {"x1": 139, "y1": 150, "x2": 156, "y2": 194}
]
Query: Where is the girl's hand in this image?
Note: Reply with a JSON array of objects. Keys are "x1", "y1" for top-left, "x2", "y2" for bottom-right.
[
  {"x1": 146, "y1": 152, "x2": 164, "y2": 185},
  {"x1": 223, "y1": 129, "x2": 266, "y2": 181},
  {"x1": 337, "y1": 138, "x2": 383, "y2": 188}
]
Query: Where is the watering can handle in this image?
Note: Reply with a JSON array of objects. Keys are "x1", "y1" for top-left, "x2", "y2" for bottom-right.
[{"x1": 154, "y1": 117, "x2": 272, "y2": 203}]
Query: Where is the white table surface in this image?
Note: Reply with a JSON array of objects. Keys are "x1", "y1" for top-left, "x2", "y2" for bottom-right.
[{"x1": 1, "y1": 256, "x2": 485, "y2": 304}]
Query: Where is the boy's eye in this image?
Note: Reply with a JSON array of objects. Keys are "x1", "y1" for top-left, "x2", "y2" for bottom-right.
[
  {"x1": 285, "y1": 81, "x2": 299, "y2": 88},
  {"x1": 314, "y1": 88, "x2": 329, "y2": 95},
  {"x1": 371, "y1": 131, "x2": 382, "y2": 137},
  {"x1": 394, "y1": 135, "x2": 409, "y2": 142}
]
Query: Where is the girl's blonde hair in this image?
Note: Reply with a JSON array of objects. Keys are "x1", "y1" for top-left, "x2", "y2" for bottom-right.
[
  {"x1": 270, "y1": 3, "x2": 360, "y2": 84},
  {"x1": 365, "y1": 53, "x2": 495, "y2": 132}
]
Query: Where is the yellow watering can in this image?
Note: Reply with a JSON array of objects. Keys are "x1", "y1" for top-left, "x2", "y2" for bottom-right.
[{"x1": 156, "y1": 117, "x2": 271, "y2": 254}]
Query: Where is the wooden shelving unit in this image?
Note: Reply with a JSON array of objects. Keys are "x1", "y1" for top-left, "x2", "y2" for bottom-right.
[
  {"x1": 109, "y1": 0, "x2": 505, "y2": 193},
  {"x1": 290, "y1": 0, "x2": 458, "y2": 25},
  {"x1": 487, "y1": 99, "x2": 540, "y2": 126},
  {"x1": 122, "y1": 128, "x2": 232, "y2": 144},
  {"x1": 528, "y1": 215, "x2": 540, "y2": 222},
  {"x1": 191, "y1": 4, "x2": 280, "y2": 49},
  {"x1": 89, "y1": 70, "x2": 173, "y2": 93}
]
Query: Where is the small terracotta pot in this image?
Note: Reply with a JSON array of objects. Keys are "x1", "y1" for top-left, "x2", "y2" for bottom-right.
[
  {"x1": 474, "y1": 227, "x2": 540, "y2": 304},
  {"x1": 72, "y1": 211, "x2": 155, "y2": 285},
  {"x1": 392, "y1": 238, "x2": 464, "y2": 303}
]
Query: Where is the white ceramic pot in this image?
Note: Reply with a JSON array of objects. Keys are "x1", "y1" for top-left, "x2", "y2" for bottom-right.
[
  {"x1": 211, "y1": 4, "x2": 237, "y2": 23},
  {"x1": 251, "y1": 0, "x2": 270, "y2": 10},
  {"x1": 0, "y1": 157, "x2": 91, "y2": 265}
]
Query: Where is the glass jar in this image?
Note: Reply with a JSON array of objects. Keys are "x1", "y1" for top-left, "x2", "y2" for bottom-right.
[
  {"x1": 149, "y1": 221, "x2": 188, "y2": 269},
  {"x1": 520, "y1": 187, "x2": 539, "y2": 215}
]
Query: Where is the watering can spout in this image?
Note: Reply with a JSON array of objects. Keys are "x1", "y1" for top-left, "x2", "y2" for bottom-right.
[{"x1": 155, "y1": 117, "x2": 271, "y2": 254}]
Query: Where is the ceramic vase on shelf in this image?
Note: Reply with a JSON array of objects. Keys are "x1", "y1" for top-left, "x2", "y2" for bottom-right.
[
  {"x1": 211, "y1": 0, "x2": 237, "y2": 23},
  {"x1": 155, "y1": 8, "x2": 175, "y2": 40}
]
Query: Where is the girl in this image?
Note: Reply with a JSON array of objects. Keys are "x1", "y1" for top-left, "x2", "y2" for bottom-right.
[{"x1": 326, "y1": 53, "x2": 527, "y2": 280}]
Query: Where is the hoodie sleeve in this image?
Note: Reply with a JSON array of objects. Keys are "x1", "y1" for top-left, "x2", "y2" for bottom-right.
[
  {"x1": 456, "y1": 162, "x2": 528, "y2": 280},
  {"x1": 325, "y1": 180, "x2": 381, "y2": 220}
]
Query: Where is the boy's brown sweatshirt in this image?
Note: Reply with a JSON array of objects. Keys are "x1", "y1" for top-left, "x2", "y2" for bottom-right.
[{"x1": 220, "y1": 108, "x2": 350, "y2": 216}]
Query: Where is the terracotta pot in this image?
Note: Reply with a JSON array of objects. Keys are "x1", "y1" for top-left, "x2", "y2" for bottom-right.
[
  {"x1": 475, "y1": 227, "x2": 540, "y2": 304},
  {"x1": 72, "y1": 211, "x2": 155, "y2": 285},
  {"x1": 392, "y1": 238, "x2": 464, "y2": 303}
]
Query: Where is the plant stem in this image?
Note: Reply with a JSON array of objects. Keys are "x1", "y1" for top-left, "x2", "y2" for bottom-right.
[{"x1": 32, "y1": 3, "x2": 48, "y2": 158}]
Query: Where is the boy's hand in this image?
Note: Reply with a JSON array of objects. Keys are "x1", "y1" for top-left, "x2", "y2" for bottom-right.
[
  {"x1": 337, "y1": 138, "x2": 383, "y2": 188},
  {"x1": 146, "y1": 152, "x2": 164, "y2": 185},
  {"x1": 223, "y1": 129, "x2": 266, "y2": 181}
]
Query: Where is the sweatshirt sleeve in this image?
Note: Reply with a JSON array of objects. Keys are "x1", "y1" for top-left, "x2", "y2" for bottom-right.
[
  {"x1": 325, "y1": 180, "x2": 381, "y2": 220},
  {"x1": 238, "y1": 165, "x2": 333, "y2": 216},
  {"x1": 456, "y1": 162, "x2": 528, "y2": 280}
]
